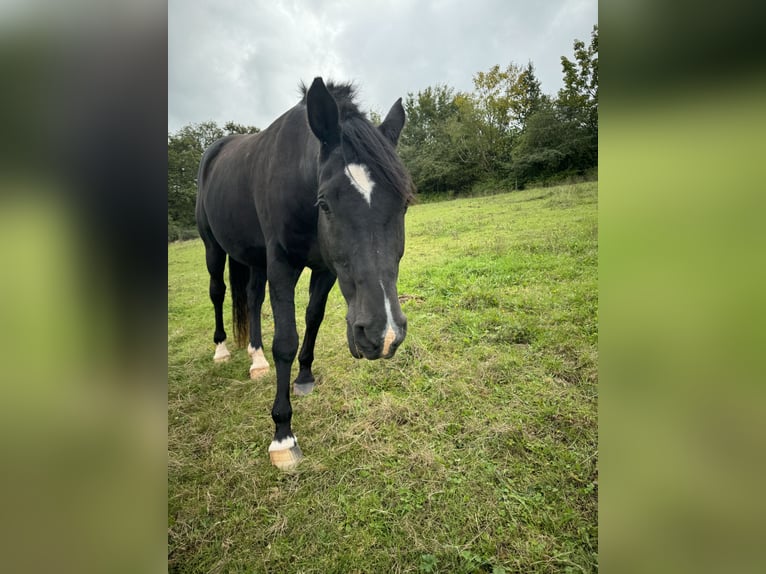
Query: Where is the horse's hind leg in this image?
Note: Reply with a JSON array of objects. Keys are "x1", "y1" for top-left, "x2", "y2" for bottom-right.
[
  {"x1": 247, "y1": 269, "x2": 270, "y2": 379},
  {"x1": 204, "y1": 242, "x2": 230, "y2": 362},
  {"x1": 293, "y1": 269, "x2": 336, "y2": 395}
]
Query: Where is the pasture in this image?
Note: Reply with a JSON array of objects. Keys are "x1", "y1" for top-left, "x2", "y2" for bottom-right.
[{"x1": 168, "y1": 182, "x2": 598, "y2": 573}]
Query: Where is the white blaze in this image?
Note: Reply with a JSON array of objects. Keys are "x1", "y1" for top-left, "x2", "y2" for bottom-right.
[
  {"x1": 380, "y1": 281, "x2": 399, "y2": 355},
  {"x1": 345, "y1": 163, "x2": 375, "y2": 205}
]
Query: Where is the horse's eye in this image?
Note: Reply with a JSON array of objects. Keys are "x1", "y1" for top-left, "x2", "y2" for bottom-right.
[{"x1": 317, "y1": 198, "x2": 330, "y2": 213}]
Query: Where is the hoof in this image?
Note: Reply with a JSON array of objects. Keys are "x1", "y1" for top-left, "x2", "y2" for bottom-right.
[
  {"x1": 249, "y1": 366, "x2": 270, "y2": 379},
  {"x1": 213, "y1": 342, "x2": 230, "y2": 362},
  {"x1": 247, "y1": 345, "x2": 270, "y2": 379},
  {"x1": 269, "y1": 444, "x2": 303, "y2": 471},
  {"x1": 293, "y1": 382, "x2": 315, "y2": 396}
]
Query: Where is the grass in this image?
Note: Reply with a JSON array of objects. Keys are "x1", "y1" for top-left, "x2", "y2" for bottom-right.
[{"x1": 168, "y1": 181, "x2": 598, "y2": 573}]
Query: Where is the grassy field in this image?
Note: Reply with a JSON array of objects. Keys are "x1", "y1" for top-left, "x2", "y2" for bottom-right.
[{"x1": 168, "y1": 182, "x2": 598, "y2": 573}]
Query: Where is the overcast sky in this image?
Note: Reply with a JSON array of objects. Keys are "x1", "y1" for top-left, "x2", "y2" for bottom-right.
[{"x1": 168, "y1": 0, "x2": 597, "y2": 133}]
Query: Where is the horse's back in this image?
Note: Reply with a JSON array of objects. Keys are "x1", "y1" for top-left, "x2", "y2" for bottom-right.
[
  {"x1": 197, "y1": 134, "x2": 241, "y2": 193},
  {"x1": 196, "y1": 105, "x2": 319, "y2": 269},
  {"x1": 196, "y1": 133, "x2": 268, "y2": 267}
]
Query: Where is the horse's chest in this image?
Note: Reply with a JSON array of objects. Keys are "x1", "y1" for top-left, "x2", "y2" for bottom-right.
[{"x1": 277, "y1": 217, "x2": 323, "y2": 269}]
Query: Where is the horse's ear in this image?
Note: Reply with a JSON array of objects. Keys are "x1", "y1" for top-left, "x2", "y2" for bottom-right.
[
  {"x1": 379, "y1": 97, "x2": 405, "y2": 146},
  {"x1": 306, "y1": 77, "x2": 340, "y2": 149}
]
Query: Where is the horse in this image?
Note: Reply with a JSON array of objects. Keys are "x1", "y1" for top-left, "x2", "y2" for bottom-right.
[{"x1": 195, "y1": 77, "x2": 415, "y2": 470}]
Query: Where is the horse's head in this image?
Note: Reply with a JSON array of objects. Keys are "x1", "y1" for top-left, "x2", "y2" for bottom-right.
[{"x1": 306, "y1": 77, "x2": 413, "y2": 360}]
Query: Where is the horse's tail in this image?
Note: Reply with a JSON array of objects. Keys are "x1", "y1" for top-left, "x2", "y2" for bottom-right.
[{"x1": 228, "y1": 256, "x2": 250, "y2": 348}]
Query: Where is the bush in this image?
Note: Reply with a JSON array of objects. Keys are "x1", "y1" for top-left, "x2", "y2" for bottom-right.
[
  {"x1": 168, "y1": 221, "x2": 180, "y2": 242},
  {"x1": 168, "y1": 223, "x2": 198, "y2": 243}
]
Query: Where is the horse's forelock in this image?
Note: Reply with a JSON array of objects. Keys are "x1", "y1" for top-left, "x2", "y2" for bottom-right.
[
  {"x1": 340, "y1": 117, "x2": 415, "y2": 205},
  {"x1": 301, "y1": 80, "x2": 415, "y2": 204}
]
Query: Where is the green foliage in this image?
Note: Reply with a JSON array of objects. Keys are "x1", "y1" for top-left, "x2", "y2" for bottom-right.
[
  {"x1": 512, "y1": 62, "x2": 546, "y2": 130},
  {"x1": 398, "y1": 85, "x2": 473, "y2": 194},
  {"x1": 168, "y1": 182, "x2": 598, "y2": 573},
  {"x1": 553, "y1": 25, "x2": 598, "y2": 171},
  {"x1": 419, "y1": 553, "x2": 437, "y2": 572},
  {"x1": 369, "y1": 108, "x2": 383, "y2": 125},
  {"x1": 513, "y1": 104, "x2": 571, "y2": 180},
  {"x1": 472, "y1": 63, "x2": 519, "y2": 138},
  {"x1": 398, "y1": 27, "x2": 598, "y2": 198},
  {"x1": 558, "y1": 25, "x2": 598, "y2": 131},
  {"x1": 223, "y1": 121, "x2": 261, "y2": 135},
  {"x1": 467, "y1": 72, "x2": 513, "y2": 179}
]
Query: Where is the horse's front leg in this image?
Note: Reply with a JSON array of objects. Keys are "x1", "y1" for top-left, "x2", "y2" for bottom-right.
[
  {"x1": 266, "y1": 259, "x2": 303, "y2": 470},
  {"x1": 293, "y1": 269, "x2": 337, "y2": 395}
]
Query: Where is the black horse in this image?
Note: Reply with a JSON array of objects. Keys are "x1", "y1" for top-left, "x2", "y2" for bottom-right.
[{"x1": 196, "y1": 78, "x2": 414, "y2": 469}]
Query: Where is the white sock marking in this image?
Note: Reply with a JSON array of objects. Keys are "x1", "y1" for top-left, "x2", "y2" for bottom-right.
[
  {"x1": 268, "y1": 435, "x2": 297, "y2": 452},
  {"x1": 214, "y1": 341, "x2": 230, "y2": 361},
  {"x1": 247, "y1": 345, "x2": 269, "y2": 371},
  {"x1": 345, "y1": 163, "x2": 375, "y2": 205}
]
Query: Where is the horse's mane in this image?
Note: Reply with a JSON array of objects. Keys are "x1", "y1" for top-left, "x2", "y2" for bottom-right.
[{"x1": 300, "y1": 81, "x2": 415, "y2": 204}]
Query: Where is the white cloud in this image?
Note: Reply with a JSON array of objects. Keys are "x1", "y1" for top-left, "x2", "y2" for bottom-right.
[{"x1": 168, "y1": 0, "x2": 597, "y2": 132}]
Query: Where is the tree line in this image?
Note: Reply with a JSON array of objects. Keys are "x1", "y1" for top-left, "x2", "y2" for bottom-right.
[
  {"x1": 398, "y1": 25, "x2": 597, "y2": 197},
  {"x1": 168, "y1": 26, "x2": 597, "y2": 240}
]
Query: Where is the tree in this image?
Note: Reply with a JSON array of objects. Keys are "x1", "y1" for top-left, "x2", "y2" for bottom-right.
[
  {"x1": 470, "y1": 62, "x2": 552, "y2": 181},
  {"x1": 223, "y1": 121, "x2": 260, "y2": 135},
  {"x1": 510, "y1": 61, "x2": 545, "y2": 131},
  {"x1": 399, "y1": 62, "x2": 561, "y2": 194},
  {"x1": 512, "y1": 25, "x2": 599, "y2": 187},
  {"x1": 472, "y1": 63, "x2": 520, "y2": 132},
  {"x1": 471, "y1": 63, "x2": 521, "y2": 177},
  {"x1": 443, "y1": 93, "x2": 488, "y2": 188},
  {"x1": 369, "y1": 109, "x2": 382, "y2": 125},
  {"x1": 558, "y1": 25, "x2": 598, "y2": 130},
  {"x1": 512, "y1": 102, "x2": 571, "y2": 182},
  {"x1": 399, "y1": 85, "x2": 466, "y2": 194},
  {"x1": 556, "y1": 25, "x2": 598, "y2": 171}
]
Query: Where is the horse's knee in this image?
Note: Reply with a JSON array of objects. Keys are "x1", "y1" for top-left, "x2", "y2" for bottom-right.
[{"x1": 273, "y1": 330, "x2": 298, "y2": 363}]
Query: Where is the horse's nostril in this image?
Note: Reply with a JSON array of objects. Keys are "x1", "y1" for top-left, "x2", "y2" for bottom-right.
[
  {"x1": 353, "y1": 322, "x2": 384, "y2": 356},
  {"x1": 354, "y1": 324, "x2": 373, "y2": 343}
]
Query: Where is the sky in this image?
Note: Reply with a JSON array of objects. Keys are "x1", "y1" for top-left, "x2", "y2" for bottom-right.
[{"x1": 168, "y1": 0, "x2": 597, "y2": 133}]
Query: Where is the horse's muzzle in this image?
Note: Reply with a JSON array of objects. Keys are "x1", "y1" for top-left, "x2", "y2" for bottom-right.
[{"x1": 347, "y1": 319, "x2": 406, "y2": 360}]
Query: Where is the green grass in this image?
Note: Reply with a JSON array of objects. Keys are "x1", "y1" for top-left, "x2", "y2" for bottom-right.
[{"x1": 168, "y1": 181, "x2": 598, "y2": 573}]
